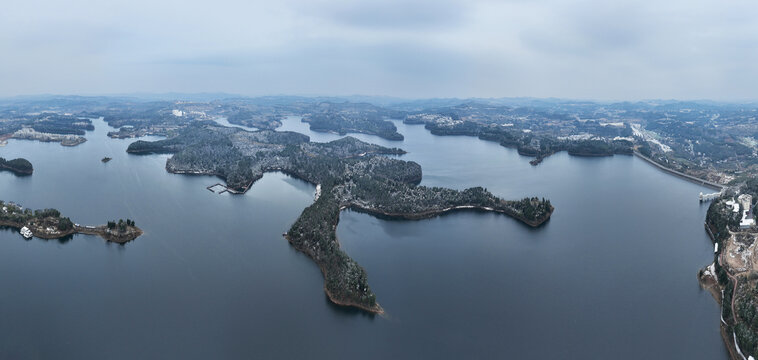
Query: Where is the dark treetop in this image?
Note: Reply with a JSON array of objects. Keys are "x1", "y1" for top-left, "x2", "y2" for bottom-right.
[
  {"x1": 0, "y1": 157, "x2": 33, "y2": 175},
  {"x1": 127, "y1": 122, "x2": 553, "y2": 312},
  {"x1": 0, "y1": 201, "x2": 142, "y2": 244}
]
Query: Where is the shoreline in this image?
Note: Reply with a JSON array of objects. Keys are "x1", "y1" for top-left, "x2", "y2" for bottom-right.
[
  {"x1": 699, "y1": 264, "x2": 743, "y2": 360},
  {"x1": 633, "y1": 151, "x2": 724, "y2": 191},
  {"x1": 700, "y1": 214, "x2": 748, "y2": 360},
  {"x1": 284, "y1": 233, "x2": 385, "y2": 315},
  {"x1": 150, "y1": 131, "x2": 553, "y2": 314},
  {"x1": 345, "y1": 203, "x2": 553, "y2": 228},
  {"x1": 170, "y1": 164, "x2": 551, "y2": 228},
  {"x1": 0, "y1": 219, "x2": 143, "y2": 244},
  {"x1": 196, "y1": 164, "x2": 553, "y2": 313},
  {"x1": 282, "y1": 200, "x2": 551, "y2": 314},
  {"x1": 0, "y1": 164, "x2": 33, "y2": 176}
]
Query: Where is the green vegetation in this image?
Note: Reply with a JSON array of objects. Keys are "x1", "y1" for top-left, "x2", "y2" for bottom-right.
[
  {"x1": 0, "y1": 157, "x2": 33, "y2": 175},
  {"x1": 421, "y1": 120, "x2": 633, "y2": 164},
  {"x1": 735, "y1": 283, "x2": 758, "y2": 355},
  {"x1": 129, "y1": 122, "x2": 553, "y2": 312},
  {"x1": 226, "y1": 108, "x2": 282, "y2": 129},
  {"x1": 705, "y1": 194, "x2": 758, "y2": 358},
  {"x1": 287, "y1": 184, "x2": 552, "y2": 312},
  {"x1": 30, "y1": 115, "x2": 94, "y2": 135},
  {"x1": 0, "y1": 200, "x2": 142, "y2": 243},
  {"x1": 306, "y1": 113, "x2": 403, "y2": 140},
  {"x1": 706, "y1": 200, "x2": 740, "y2": 243},
  {"x1": 108, "y1": 219, "x2": 136, "y2": 232},
  {"x1": 6, "y1": 95, "x2": 758, "y2": 185},
  {"x1": 567, "y1": 139, "x2": 633, "y2": 156},
  {"x1": 300, "y1": 101, "x2": 405, "y2": 141},
  {"x1": 288, "y1": 189, "x2": 378, "y2": 310},
  {"x1": 0, "y1": 201, "x2": 72, "y2": 233},
  {"x1": 57, "y1": 217, "x2": 74, "y2": 231},
  {"x1": 128, "y1": 122, "x2": 403, "y2": 192}
]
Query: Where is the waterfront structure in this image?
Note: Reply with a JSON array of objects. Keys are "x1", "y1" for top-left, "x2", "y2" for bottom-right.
[
  {"x1": 738, "y1": 194, "x2": 755, "y2": 229},
  {"x1": 19, "y1": 226, "x2": 32, "y2": 239},
  {"x1": 700, "y1": 190, "x2": 724, "y2": 202}
]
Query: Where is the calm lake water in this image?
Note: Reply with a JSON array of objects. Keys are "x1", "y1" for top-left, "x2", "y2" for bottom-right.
[{"x1": 0, "y1": 117, "x2": 727, "y2": 359}]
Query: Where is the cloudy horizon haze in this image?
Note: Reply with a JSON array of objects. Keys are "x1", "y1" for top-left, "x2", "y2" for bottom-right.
[{"x1": 2, "y1": 0, "x2": 757, "y2": 101}]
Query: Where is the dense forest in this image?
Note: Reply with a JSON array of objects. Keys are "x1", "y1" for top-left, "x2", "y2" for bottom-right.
[
  {"x1": 287, "y1": 189, "x2": 378, "y2": 311},
  {"x1": 705, "y1": 196, "x2": 758, "y2": 358},
  {"x1": 0, "y1": 202, "x2": 73, "y2": 232},
  {"x1": 0, "y1": 157, "x2": 33, "y2": 175},
  {"x1": 304, "y1": 113, "x2": 404, "y2": 140},
  {"x1": 128, "y1": 122, "x2": 554, "y2": 312},
  {"x1": 0, "y1": 200, "x2": 142, "y2": 243},
  {"x1": 420, "y1": 120, "x2": 633, "y2": 164},
  {"x1": 29, "y1": 115, "x2": 94, "y2": 135},
  {"x1": 226, "y1": 108, "x2": 283, "y2": 129}
]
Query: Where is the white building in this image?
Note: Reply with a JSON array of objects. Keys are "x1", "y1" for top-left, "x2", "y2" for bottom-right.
[
  {"x1": 739, "y1": 194, "x2": 753, "y2": 210},
  {"x1": 725, "y1": 199, "x2": 740, "y2": 213},
  {"x1": 738, "y1": 194, "x2": 755, "y2": 229}
]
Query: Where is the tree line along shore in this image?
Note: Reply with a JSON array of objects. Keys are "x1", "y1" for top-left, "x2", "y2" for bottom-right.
[
  {"x1": 700, "y1": 180, "x2": 758, "y2": 360},
  {"x1": 0, "y1": 157, "x2": 33, "y2": 176},
  {"x1": 126, "y1": 121, "x2": 554, "y2": 313},
  {"x1": 0, "y1": 201, "x2": 142, "y2": 244}
]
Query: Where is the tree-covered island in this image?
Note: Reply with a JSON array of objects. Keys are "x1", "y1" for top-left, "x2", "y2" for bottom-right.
[
  {"x1": 0, "y1": 157, "x2": 33, "y2": 176},
  {"x1": 127, "y1": 121, "x2": 554, "y2": 313},
  {"x1": 0, "y1": 201, "x2": 142, "y2": 243}
]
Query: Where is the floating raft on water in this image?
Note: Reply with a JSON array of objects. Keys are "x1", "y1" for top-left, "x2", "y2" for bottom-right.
[{"x1": 206, "y1": 183, "x2": 231, "y2": 194}]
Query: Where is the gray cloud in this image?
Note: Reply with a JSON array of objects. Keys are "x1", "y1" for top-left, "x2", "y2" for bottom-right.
[
  {"x1": 310, "y1": 0, "x2": 469, "y2": 29},
  {"x1": 145, "y1": 39, "x2": 474, "y2": 98},
  {"x1": 1, "y1": 0, "x2": 758, "y2": 100}
]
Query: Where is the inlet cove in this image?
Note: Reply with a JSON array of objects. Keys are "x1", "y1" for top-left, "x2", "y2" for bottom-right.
[{"x1": 0, "y1": 117, "x2": 726, "y2": 358}]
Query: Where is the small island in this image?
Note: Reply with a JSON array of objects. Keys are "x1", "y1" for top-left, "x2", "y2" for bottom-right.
[
  {"x1": 0, "y1": 201, "x2": 142, "y2": 244},
  {"x1": 0, "y1": 157, "x2": 33, "y2": 176},
  {"x1": 127, "y1": 121, "x2": 553, "y2": 313},
  {"x1": 101, "y1": 157, "x2": 112, "y2": 163}
]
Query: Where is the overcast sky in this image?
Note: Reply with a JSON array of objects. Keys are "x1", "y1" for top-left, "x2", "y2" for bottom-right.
[{"x1": 1, "y1": 0, "x2": 757, "y2": 100}]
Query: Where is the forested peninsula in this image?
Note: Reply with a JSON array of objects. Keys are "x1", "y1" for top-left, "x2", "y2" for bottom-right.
[
  {"x1": 127, "y1": 121, "x2": 553, "y2": 313},
  {"x1": 0, "y1": 157, "x2": 33, "y2": 176},
  {"x1": 412, "y1": 118, "x2": 633, "y2": 165}
]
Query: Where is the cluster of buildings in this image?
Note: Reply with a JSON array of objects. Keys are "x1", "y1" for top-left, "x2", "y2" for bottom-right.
[
  {"x1": 725, "y1": 194, "x2": 755, "y2": 229},
  {"x1": 1, "y1": 201, "x2": 22, "y2": 214}
]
